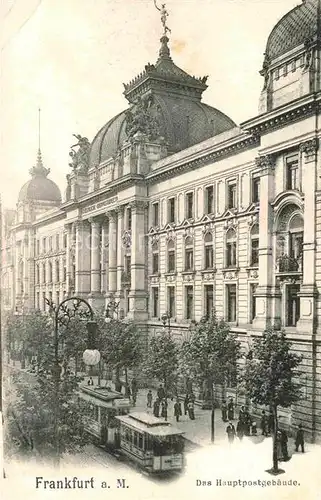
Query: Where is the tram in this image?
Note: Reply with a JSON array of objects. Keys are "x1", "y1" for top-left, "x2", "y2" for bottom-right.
[
  {"x1": 115, "y1": 412, "x2": 185, "y2": 473},
  {"x1": 78, "y1": 384, "x2": 130, "y2": 449}
]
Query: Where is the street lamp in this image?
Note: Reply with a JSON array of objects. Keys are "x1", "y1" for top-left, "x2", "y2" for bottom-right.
[{"x1": 45, "y1": 295, "x2": 100, "y2": 466}]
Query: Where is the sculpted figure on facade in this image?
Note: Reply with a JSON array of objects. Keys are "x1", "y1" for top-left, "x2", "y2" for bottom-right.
[
  {"x1": 125, "y1": 95, "x2": 162, "y2": 143},
  {"x1": 69, "y1": 134, "x2": 91, "y2": 175}
]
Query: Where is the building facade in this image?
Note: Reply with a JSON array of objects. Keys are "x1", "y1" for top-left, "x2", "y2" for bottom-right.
[{"x1": 1, "y1": 0, "x2": 321, "y2": 441}]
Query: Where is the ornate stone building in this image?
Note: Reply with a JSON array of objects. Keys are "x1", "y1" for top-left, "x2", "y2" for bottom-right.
[{"x1": 1, "y1": 0, "x2": 321, "y2": 440}]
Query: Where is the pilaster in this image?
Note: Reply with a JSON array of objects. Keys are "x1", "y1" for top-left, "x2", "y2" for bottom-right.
[
  {"x1": 107, "y1": 210, "x2": 117, "y2": 298},
  {"x1": 100, "y1": 219, "x2": 108, "y2": 295},
  {"x1": 128, "y1": 201, "x2": 148, "y2": 321},
  {"x1": 252, "y1": 155, "x2": 275, "y2": 330},
  {"x1": 116, "y1": 206, "x2": 125, "y2": 304},
  {"x1": 297, "y1": 138, "x2": 319, "y2": 334},
  {"x1": 88, "y1": 218, "x2": 103, "y2": 307}
]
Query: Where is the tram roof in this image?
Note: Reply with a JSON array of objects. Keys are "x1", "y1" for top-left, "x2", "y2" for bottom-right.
[
  {"x1": 116, "y1": 413, "x2": 185, "y2": 437},
  {"x1": 78, "y1": 390, "x2": 130, "y2": 409},
  {"x1": 79, "y1": 384, "x2": 125, "y2": 402}
]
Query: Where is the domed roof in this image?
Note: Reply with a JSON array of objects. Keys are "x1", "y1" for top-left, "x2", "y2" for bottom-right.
[
  {"x1": 89, "y1": 35, "x2": 235, "y2": 168},
  {"x1": 266, "y1": 0, "x2": 319, "y2": 60},
  {"x1": 18, "y1": 150, "x2": 62, "y2": 204}
]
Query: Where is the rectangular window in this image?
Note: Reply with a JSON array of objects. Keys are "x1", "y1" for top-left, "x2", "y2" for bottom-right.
[
  {"x1": 226, "y1": 242, "x2": 237, "y2": 267},
  {"x1": 204, "y1": 285, "x2": 214, "y2": 319},
  {"x1": 36, "y1": 292, "x2": 40, "y2": 310},
  {"x1": 289, "y1": 232, "x2": 303, "y2": 259},
  {"x1": 152, "y1": 252, "x2": 159, "y2": 274},
  {"x1": 250, "y1": 238, "x2": 259, "y2": 266},
  {"x1": 205, "y1": 186, "x2": 214, "y2": 214},
  {"x1": 36, "y1": 240, "x2": 40, "y2": 256},
  {"x1": 63, "y1": 262, "x2": 67, "y2": 282},
  {"x1": 226, "y1": 284, "x2": 237, "y2": 322},
  {"x1": 168, "y1": 197, "x2": 176, "y2": 223},
  {"x1": 186, "y1": 192, "x2": 194, "y2": 219},
  {"x1": 49, "y1": 236, "x2": 53, "y2": 251},
  {"x1": 185, "y1": 248, "x2": 193, "y2": 271},
  {"x1": 63, "y1": 234, "x2": 67, "y2": 248},
  {"x1": 286, "y1": 153, "x2": 299, "y2": 190},
  {"x1": 56, "y1": 234, "x2": 60, "y2": 250},
  {"x1": 205, "y1": 245, "x2": 214, "y2": 269},
  {"x1": 56, "y1": 291, "x2": 60, "y2": 306},
  {"x1": 227, "y1": 182, "x2": 237, "y2": 209},
  {"x1": 167, "y1": 286, "x2": 175, "y2": 318},
  {"x1": 42, "y1": 292, "x2": 46, "y2": 311},
  {"x1": 168, "y1": 250, "x2": 175, "y2": 273},
  {"x1": 125, "y1": 255, "x2": 131, "y2": 276},
  {"x1": 185, "y1": 285, "x2": 194, "y2": 320},
  {"x1": 152, "y1": 202, "x2": 159, "y2": 227},
  {"x1": 152, "y1": 288, "x2": 159, "y2": 318},
  {"x1": 250, "y1": 283, "x2": 257, "y2": 323},
  {"x1": 252, "y1": 177, "x2": 260, "y2": 203},
  {"x1": 43, "y1": 238, "x2": 46, "y2": 253},
  {"x1": 286, "y1": 284, "x2": 300, "y2": 327}
]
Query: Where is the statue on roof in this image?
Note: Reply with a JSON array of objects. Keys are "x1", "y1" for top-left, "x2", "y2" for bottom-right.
[
  {"x1": 154, "y1": 1, "x2": 171, "y2": 35},
  {"x1": 69, "y1": 134, "x2": 90, "y2": 175},
  {"x1": 125, "y1": 94, "x2": 162, "y2": 142}
]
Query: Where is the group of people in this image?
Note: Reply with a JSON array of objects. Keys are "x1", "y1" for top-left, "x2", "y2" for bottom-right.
[
  {"x1": 223, "y1": 399, "x2": 305, "y2": 457},
  {"x1": 149, "y1": 386, "x2": 196, "y2": 422}
]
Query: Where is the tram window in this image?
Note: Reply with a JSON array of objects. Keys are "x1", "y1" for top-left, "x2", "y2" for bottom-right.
[
  {"x1": 145, "y1": 434, "x2": 152, "y2": 450},
  {"x1": 133, "y1": 431, "x2": 138, "y2": 447},
  {"x1": 138, "y1": 434, "x2": 143, "y2": 449},
  {"x1": 125, "y1": 429, "x2": 131, "y2": 442}
]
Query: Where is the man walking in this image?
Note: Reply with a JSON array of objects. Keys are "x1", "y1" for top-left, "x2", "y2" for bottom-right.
[
  {"x1": 147, "y1": 389, "x2": 153, "y2": 408},
  {"x1": 295, "y1": 424, "x2": 305, "y2": 453},
  {"x1": 226, "y1": 422, "x2": 236, "y2": 444},
  {"x1": 174, "y1": 399, "x2": 182, "y2": 422},
  {"x1": 261, "y1": 410, "x2": 268, "y2": 436},
  {"x1": 221, "y1": 400, "x2": 227, "y2": 422},
  {"x1": 227, "y1": 398, "x2": 234, "y2": 420}
]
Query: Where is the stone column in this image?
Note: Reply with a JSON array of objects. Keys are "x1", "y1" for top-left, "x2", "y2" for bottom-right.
[
  {"x1": 128, "y1": 201, "x2": 148, "y2": 321},
  {"x1": 75, "y1": 220, "x2": 91, "y2": 296},
  {"x1": 88, "y1": 218, "x2": 104, "y2": 307},
  {"x1": 116, "y1": 207, "x2": 125, "y2": 303},
  {"x1": 100, "y1": 219, "x2": 108, "y2": 295},
  {"x1": 107, "y1": 210, "x2": 117, "y2": 298},
  {"x1": 252, "y1": 155, "x2": 275, "y2": 330},
  {"x1": 65, "y1": 223, "x2": 73, "y2": 294},
  {"x1": 297, "y1": 138, "x2": 318, "y2": 334}
]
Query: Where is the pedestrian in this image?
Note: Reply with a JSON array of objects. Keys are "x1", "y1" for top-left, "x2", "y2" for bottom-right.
[
  {"x1": 132, "y1": 391, "x2": 137, "y2": 407},
  {"x1": 236, "y1": 420, "x2": 244, "y2": 440},
  {"x1": 188, "y1": 401, "x2": 195, "y2": 420},
  {"x1": 147, "y1": 389, "x2": 153, "y2": 408},
  {"x1": 238, "y1": 405, "x2": 246, "y2": 423},
  {"x1": 157, "y1": 385, "x2": 166, "y2": 401},
  {"x1": 87, "y1": 376, "x2": 94, "y2": 386},
  {"x1": 261, "y1": 410, "x2": 268, "y2": 436},
  {"x1": 174, "y1": 399, "x2": 182, "y2": 422},
  {"x1": 131, "y1": 377, "x2": 138, "y2": 396},
  {"x1": 244, "y1": 411, "x2": 252, "y2": 436},
  {"x1": 251, "y1": 421, "x2": 257, "y2": 436},
  {"x1": 227, "y1": 398, "x2": 234, "y2": 420},
  {"x1": 161, "y1": 399, "x2": 168, "y2": 420},
  {"x1": 226, "y1": 421, "x2": 236, "y2": 443},
  {"x1": 189, "y1": 392, "x2": 196, "y2": 404},
  {"x1": 295, "y1": 424, "x2": 305, "y2": 453},
  {"x1": 221, "y1": 400, "x2": 227, "y2": 422},
  {"x1": 126, "y1": 385, "x2": 131, "y2": 399},
  {"x1": 280, "y1": 429, "x2": 289, "y2": 461},
  {"x1": 184, "y1": 394, "x2": 189, "y2": 415},
  {"x1": 153, "y1": 399, "x2": 160, "y2": 418}
]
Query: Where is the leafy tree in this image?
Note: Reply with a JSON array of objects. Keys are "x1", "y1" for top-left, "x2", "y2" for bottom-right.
[
  {"x1": 142, "y1": 330, "x2": 179, "y2": 397},
  {"x1": 100, "y1": 318, "x2": 144, "y2": 391},
  {"x1": 243, "y1": 328, "x2": 302, "y2": 474},
  {"x1": 180, "y1": 314, "x2": 241, "y2": 442}
]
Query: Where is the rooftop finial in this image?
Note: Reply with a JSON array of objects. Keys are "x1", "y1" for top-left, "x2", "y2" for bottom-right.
[
  {"x1": 154, "y1": 1, "x2": 171, "y2": 36},
  {"x1": 38, "y1": 107, "x2": 41, "y2": 150},
  {"x1": 29, "y1": 108, "x2": 50, "y2": 178}
]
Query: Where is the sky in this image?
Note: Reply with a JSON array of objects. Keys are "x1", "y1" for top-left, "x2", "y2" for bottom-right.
[{"x1": 0, "y1": 0, "x2": 300, "y2": 209}]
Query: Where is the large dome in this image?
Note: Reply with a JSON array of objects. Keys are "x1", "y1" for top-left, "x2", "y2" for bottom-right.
[
  {"x1": 89, "y1": 35, "x2": 235, "y2": 169},
  {"x1": 266, "y1": 0, "x2": 319, "y2": 60},
  {"x1": 18, "y1": 151, "x2": 61, "y2": 204}
]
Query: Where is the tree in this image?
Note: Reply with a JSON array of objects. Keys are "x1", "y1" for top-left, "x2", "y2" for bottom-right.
[
  {"x1": 180, "y1": 314, "x2": 241, "y2": 442},
  {"x1": 142, "y1": 331, "x2": 179, "y2": 397},
  {"x1": 100, "y1": 319, "x2": 144, "y2": 391},
  {"x1": 243, "y1": 327, "x2": 303, "y2": 475}
]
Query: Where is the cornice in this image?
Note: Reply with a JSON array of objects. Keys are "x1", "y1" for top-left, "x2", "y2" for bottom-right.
[
  {"x1": 145, "y1": 134, "x2": 260, "y2": 185},
  {"x1": 241, "y1": 94, "x2": 319, "y2": 136}
]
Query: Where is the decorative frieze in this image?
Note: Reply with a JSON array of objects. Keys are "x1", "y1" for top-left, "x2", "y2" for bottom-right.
[
  {"x1": 149, "y1": 274, "x2": 160, "y2": 284},
  {"x1": 246, "y1": 268, "x2": 259, "y2": 279},
  {"x1": 181, "y1": 271, "x2": 195, "y2": 282},
  {"x1": 255, "y1": 154, "x2": 275, "y2": 175},
  {"x1": 164, "y1": 272, "x2": 177, "y2": 282},
  {"x1": 222, "y1": 268, "x2": 239, "y2": 280},
  {"x1": 201, "y1": 270, "x2": 216, "y2": 281},
  {"x1": 300, "y1": 138, "x2": 318, "y2": 162}
]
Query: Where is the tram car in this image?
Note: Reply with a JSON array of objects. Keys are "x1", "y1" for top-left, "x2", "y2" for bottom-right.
[
  {"x1": 115, "y1": 412, "x2": 185, "y2": 473},
  {"x1": 78, "y1": 384, "x2": 130, "y2": 449}
]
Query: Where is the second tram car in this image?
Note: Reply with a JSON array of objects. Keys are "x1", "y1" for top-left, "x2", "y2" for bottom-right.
[{"x1": 116, "y1": 412, "x2": 185, "y2": 473}]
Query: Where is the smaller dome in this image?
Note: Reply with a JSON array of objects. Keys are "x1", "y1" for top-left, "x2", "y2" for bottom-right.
[
  {"x1": 18, "y1": 150, "x2": 62, "y2": 204},
  {"x1": 266, "y1": 0, "x2": 318, "y2": 60}
]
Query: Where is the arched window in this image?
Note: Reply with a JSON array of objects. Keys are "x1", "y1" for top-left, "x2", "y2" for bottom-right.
[
  {"x1": 250, "y1": 224, "x2": 259, "y2": 266},
  {"x1": 55, "y1": 260, "x2": 60, "y2": 283},
  {"x1": 152, "y1": 241, "x2": 159, "y2": 274},
  {"x1": 289, "y1": 214, "x2": 303, "y2": 260},
  {"x1": 42, "y1": 263, "x2": 46, "y2": 284},
  {"x1": 167, "y1": 240, "x2": 175, "y2": 273},
  {"x1": 185, "y1": 236, "x2": 194, "y2": 271},
  {"x1": 226, "y1": 228, "x2": 237, "y2": 268},
  {"x1": 204, "y1": 232, "x2": 214, "y2": 269},
  {"x1": 48, "y1": 261, "x2": 53, "y2": 283},
  {"x1": 63, "y1": 259, "x2": 67, "y2": 282}
]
